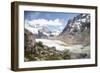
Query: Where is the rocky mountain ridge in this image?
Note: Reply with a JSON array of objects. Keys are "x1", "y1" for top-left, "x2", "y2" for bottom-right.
[
  {"x1": 59, "y1": 13, "x2": 90, "y2": 45},
  {"x1": 61, "y1": 14, "x2": 90, "y2": 35}
]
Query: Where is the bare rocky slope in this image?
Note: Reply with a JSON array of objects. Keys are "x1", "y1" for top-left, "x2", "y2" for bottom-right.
[{"x1": 59, "y1": 14, "x2": 90, "y2": 45}]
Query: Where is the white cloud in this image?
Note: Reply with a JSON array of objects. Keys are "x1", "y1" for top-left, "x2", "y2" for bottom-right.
[{"x1": 25, "y1": 18, "x2": 63, "y2": 27}]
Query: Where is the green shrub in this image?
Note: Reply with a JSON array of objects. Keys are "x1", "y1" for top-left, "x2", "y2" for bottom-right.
[
  {"x1": 62, "y1": 50, "x2": 71, "y2": 59},
  {"x1": 45, "y1": 55, "x2": 63, "y2": 60},
  {"x1": 36, "y1": 41, "x2": 44, "y2": 48}
]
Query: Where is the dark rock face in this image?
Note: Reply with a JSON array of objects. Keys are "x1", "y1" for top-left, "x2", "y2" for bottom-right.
[
  {"x1": 24, "y1": 29, "x2": 36, "y2": 52},
  {"x1": 37, "y1": 30, "x2": 48, "y2": 39},
  {"x1": 59, "y1": 14, "x2": 90, "y2": 44}
]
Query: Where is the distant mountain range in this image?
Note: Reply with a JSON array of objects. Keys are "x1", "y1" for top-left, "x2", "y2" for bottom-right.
[
  {"x1": 25, "y1": 13, "x2": 90, "y2": 44},
  {"x1": 25, "y1": 21, "x2": 60, "y2": 38}
]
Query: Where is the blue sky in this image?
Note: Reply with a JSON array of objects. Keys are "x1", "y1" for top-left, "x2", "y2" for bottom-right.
[{"x1": 24, "y1": 11, "x2": 80, "y2": 33}]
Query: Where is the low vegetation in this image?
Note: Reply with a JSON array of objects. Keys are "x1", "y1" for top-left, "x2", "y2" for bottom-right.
[
  {"x1": 24, "y1": 41, "x2": 71, "y2": 61},
  {"x1": 25, "y1": 41, "x2": 90, "y2": 62}
]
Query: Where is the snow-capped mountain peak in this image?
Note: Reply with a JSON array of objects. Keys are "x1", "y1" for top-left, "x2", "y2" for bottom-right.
[
  {"x1": 61, "y1": 13, "x2": 90, "y2": 35},
  {"x1": 25, "y1": 20, "x2": 60, "y2": 37}
]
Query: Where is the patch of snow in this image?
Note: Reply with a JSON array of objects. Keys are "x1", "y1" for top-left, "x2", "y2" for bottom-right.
[
  {"x1": 25, "y1": 22, "x2": 41, "y2": 34},
  {"x1": 81, "y1": 18, "x2": 86, "y2": 23},
  {"x1": 51, "y1": 31, "x2": 60, "y2": 36},
  {"x1": 42, "y1": 32, "x2": 50, "y2": 36}
]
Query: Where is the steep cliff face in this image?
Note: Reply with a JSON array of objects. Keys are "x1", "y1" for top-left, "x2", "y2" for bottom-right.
[
  {"x1": 59, "y1": 14, "x2": 90, "y2": 44},
  {"x1": 24, "y1": 29, "x2": 36, "y2": 52}
]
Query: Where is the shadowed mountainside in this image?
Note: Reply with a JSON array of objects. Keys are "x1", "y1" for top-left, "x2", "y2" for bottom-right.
[{"x1": 59, "y1": 14, "x2": 90, "y2": 45}]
